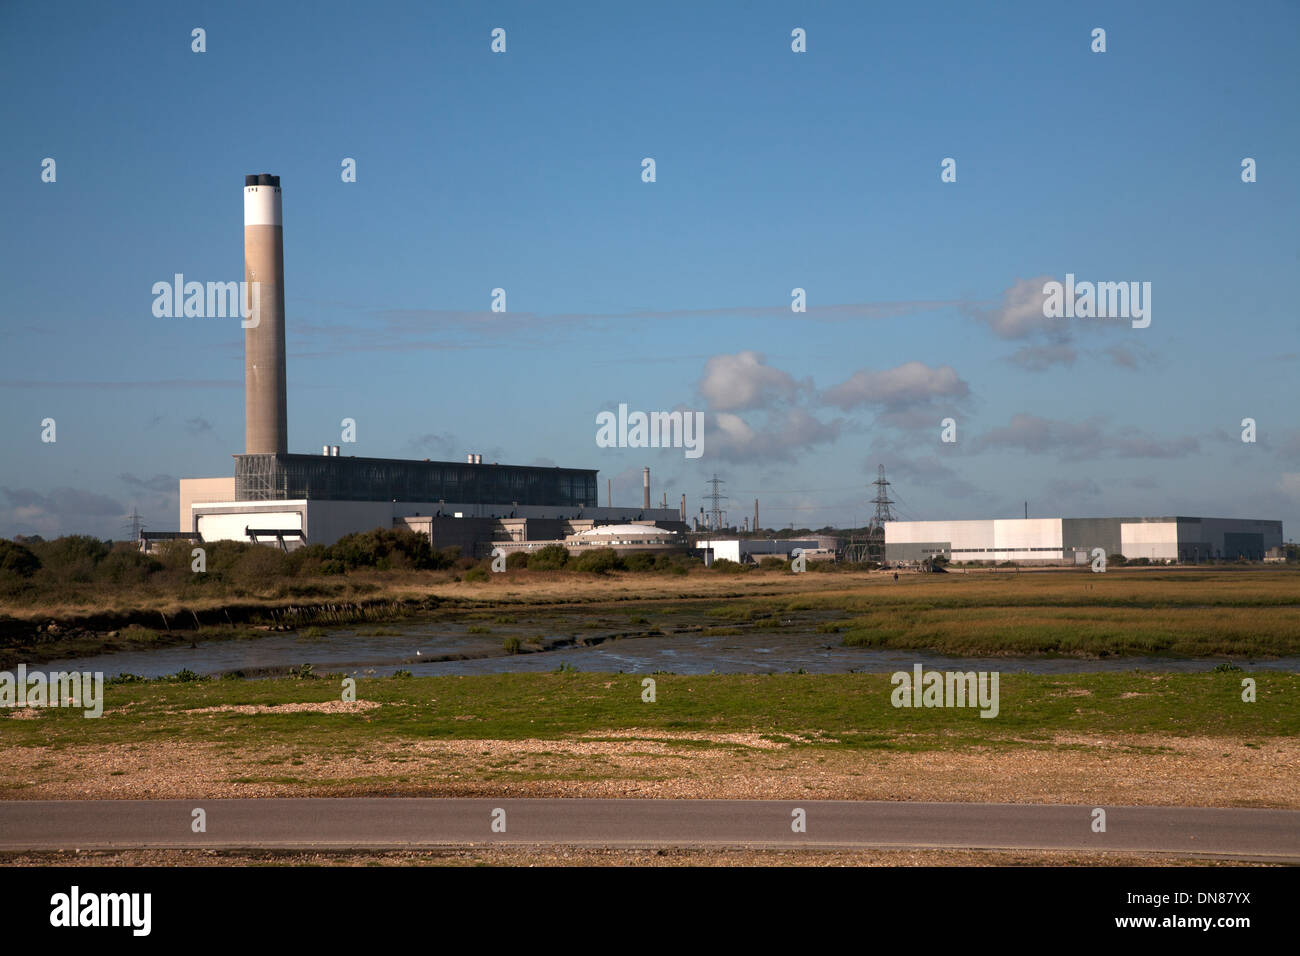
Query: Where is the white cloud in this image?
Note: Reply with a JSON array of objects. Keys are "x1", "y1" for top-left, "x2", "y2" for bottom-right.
[
  {"x1": 821, "y1": 361, "x2": 969, "y2": 411},
  {"x1": 698, "y1": 351, "x2": 804, "y2": 411}
]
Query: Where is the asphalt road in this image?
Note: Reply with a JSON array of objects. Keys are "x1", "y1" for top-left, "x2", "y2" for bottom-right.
[{"x1": 2, "y1": 800, "x2": 1297, "y2": 860}]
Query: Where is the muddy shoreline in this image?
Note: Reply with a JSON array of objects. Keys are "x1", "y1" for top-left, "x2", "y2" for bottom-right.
[{"x1": 0, "y1": 596, "x2": 447, "y2": 670}]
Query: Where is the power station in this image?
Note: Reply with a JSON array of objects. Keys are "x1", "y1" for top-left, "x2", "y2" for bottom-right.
[
  {"x1": 169, "y1": 175, "x2": 1283, "y2": 564},
  {"x1": 177, "y1": 175, "x2": 683, "y2": 554}
]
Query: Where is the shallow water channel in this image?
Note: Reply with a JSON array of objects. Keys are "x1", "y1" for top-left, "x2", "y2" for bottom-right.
[{"x1": 42, "y1": 610, "x2": 1300, "y2": 679}]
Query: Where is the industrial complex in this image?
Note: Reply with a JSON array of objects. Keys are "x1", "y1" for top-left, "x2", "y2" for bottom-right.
[
  {"x1": 174, "y1": 175, "x2": 683, "y2": 556},
  {"x1": 163, "y1": 174, "x2": 1284, "y2": 567}
]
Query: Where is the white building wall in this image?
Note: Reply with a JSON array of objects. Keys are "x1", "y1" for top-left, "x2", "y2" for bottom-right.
[
  {"x1": 992, "y1": 518, "x2": 1063, "y2": 561},
  {"x1": 178, "y1": 477, "x2": 236, "y2": 531},
  {"x1": 196, "y1": 508, "x2": 303, "y2": 543},
  {"x1": 691, "y1": 539, "x2": 819, "y2": 563},
  {"x1": 886, "y1": 519, "x2": 1063, "y2": 560},
  {"x1": 1121, "y1": 522, "x2": 1178, "y2": 560}
]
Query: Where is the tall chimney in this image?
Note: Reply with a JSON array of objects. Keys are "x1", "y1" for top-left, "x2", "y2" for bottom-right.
[
  {"x1": 680, "y1": 493, "x2": 686, "y2": 521},
  {"x1": 643, "y1": 467, "x2": 651, "y2": 510},
  {"x1": 754, "y1": 498, "x2": 759, "y2": 533},
  {"x1": 243, "y1": 174, "x2": 288, "y2": 455}
]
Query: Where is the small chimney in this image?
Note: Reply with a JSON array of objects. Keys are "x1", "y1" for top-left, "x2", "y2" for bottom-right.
[
  {"x1": 322, "y1": 445, "x2": 329, "y2": 456},
  {"x1": 643, "y1": 467, "x2": 651, "y2": 510},
  {"x1": 331, "y1": 445, "x2": 340, "y2": 456}
]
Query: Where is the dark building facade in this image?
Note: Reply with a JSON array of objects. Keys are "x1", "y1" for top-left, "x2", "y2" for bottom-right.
[{"x1": 235, "y1": 453, "x2": 598, "y2": 508}]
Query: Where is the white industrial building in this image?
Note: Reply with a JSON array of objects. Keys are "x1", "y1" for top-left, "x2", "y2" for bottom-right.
[
  {"x1": 693, "y1": 538, "x2": 837, "y2": 565},
  {"x1": 885, "y1": 517, "x2": 1283, "y2": 565}
]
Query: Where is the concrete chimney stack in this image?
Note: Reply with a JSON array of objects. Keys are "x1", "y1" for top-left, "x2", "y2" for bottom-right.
[
  {"x1": 243, "y1": 174, "x2": 288, "y2": 455},
  {"x1": 643, "y1": 467, "x2": 651, "y2": 510}
]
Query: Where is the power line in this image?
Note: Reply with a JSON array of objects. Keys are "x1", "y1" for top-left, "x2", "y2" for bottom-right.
[{"x1": 728, "y1": 486, "x2": 865, "y2": 494}]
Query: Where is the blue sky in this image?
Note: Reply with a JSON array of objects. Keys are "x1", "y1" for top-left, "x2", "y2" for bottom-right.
[{"x1": 2, "y1": 0, "x2": 1297, "y2": 539}]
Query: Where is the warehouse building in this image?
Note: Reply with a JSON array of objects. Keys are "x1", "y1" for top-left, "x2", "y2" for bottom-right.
[
  {"x1": 885, "y1": 517, "x2": 1283, "y2": 565},
  {"x1": 692, "y1": 537, "x2": 839, "y2": 565}
]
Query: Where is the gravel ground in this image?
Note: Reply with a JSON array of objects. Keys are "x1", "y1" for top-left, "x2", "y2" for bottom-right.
[
  {"x1": 0, "y1": 847, "x2": 1263, "y2": 867},
  {"x1": 4, "y1": 730, "x2": 1296, "y2": 807}
]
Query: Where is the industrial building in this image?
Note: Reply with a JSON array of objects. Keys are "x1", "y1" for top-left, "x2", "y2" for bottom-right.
[
  {"x1": 176, "y1": 174, "x2": 683, "y2": 551},
  {"x1": 692, "y1": 537, "x2": 840, "y2": 565},
  {"x1": 486, "y1": 522, "x2": 689, "y2": 559},
  {"x1": 885, "y1": 517, "x2": 1284, "y2": 565}
]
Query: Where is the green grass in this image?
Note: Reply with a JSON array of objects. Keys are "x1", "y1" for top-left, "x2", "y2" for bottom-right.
[
  {"x1": 835, "y1": 605, "x2": 1300, "y2": 657},
  {"x1": 4, "y1": 672, "x2": 1296, "y2": 757}
]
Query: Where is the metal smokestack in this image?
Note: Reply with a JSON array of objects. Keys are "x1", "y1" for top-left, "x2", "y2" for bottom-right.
[
  {"x1": 243, "y1": 173, "x2": 288, "y2": 455},
  {"x1": 680, "y1": 494, "x2": 686, "y2": 521},
  {"x1": 643, "y1": 467, "x2": 650, "y2": 510}
]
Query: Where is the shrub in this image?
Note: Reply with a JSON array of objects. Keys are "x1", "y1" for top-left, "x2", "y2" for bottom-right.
[
  {"x1": 710, "y1": 558, "x2": 747, "y2": 574},
  {"x1": 622, "y1": 551, "x2": 657, "y2": 573},
  {"x1": 503, "y1": 636, "x2": 521, "y2": 654},
  {"x1": 30, "y1": 534, "x2": 111, "y2": 582},
  {"x1": 97, "y1": 546, "x2": 163, "y2": 585},
  {"x1": 505, "y1": 551, "x2": 529, "y2": 570},
  {"x1": 434, "y1": 546, "x2": 462, "y2": 569},
  {"x1": 325, "y1": 528, "x2": 435, "y2": 570},
  {"x1": 528, "y1": 544, "x2": 569, "y2": 571},
  {"x1": 463, "y1": 565, "x2": 490, "y2": 582},
  {"x1": 231, "y1": 543, "x2": 293, "y2": 586},
  {"x1": 37, "y1": 534, "x2": 112, "y2": 568},
  {"x1": 0, "y1": 539, "x2": 40, "y2": 578},
  {"x1": 571, "y1": 548, "x2": 623, "y2": 574},
  {"x1": 758, "y1": 556, "x2": 787, "y2": 570},
  {"x1": 1108, "y1": 553, "x2": 1128, "y2": 566}
]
